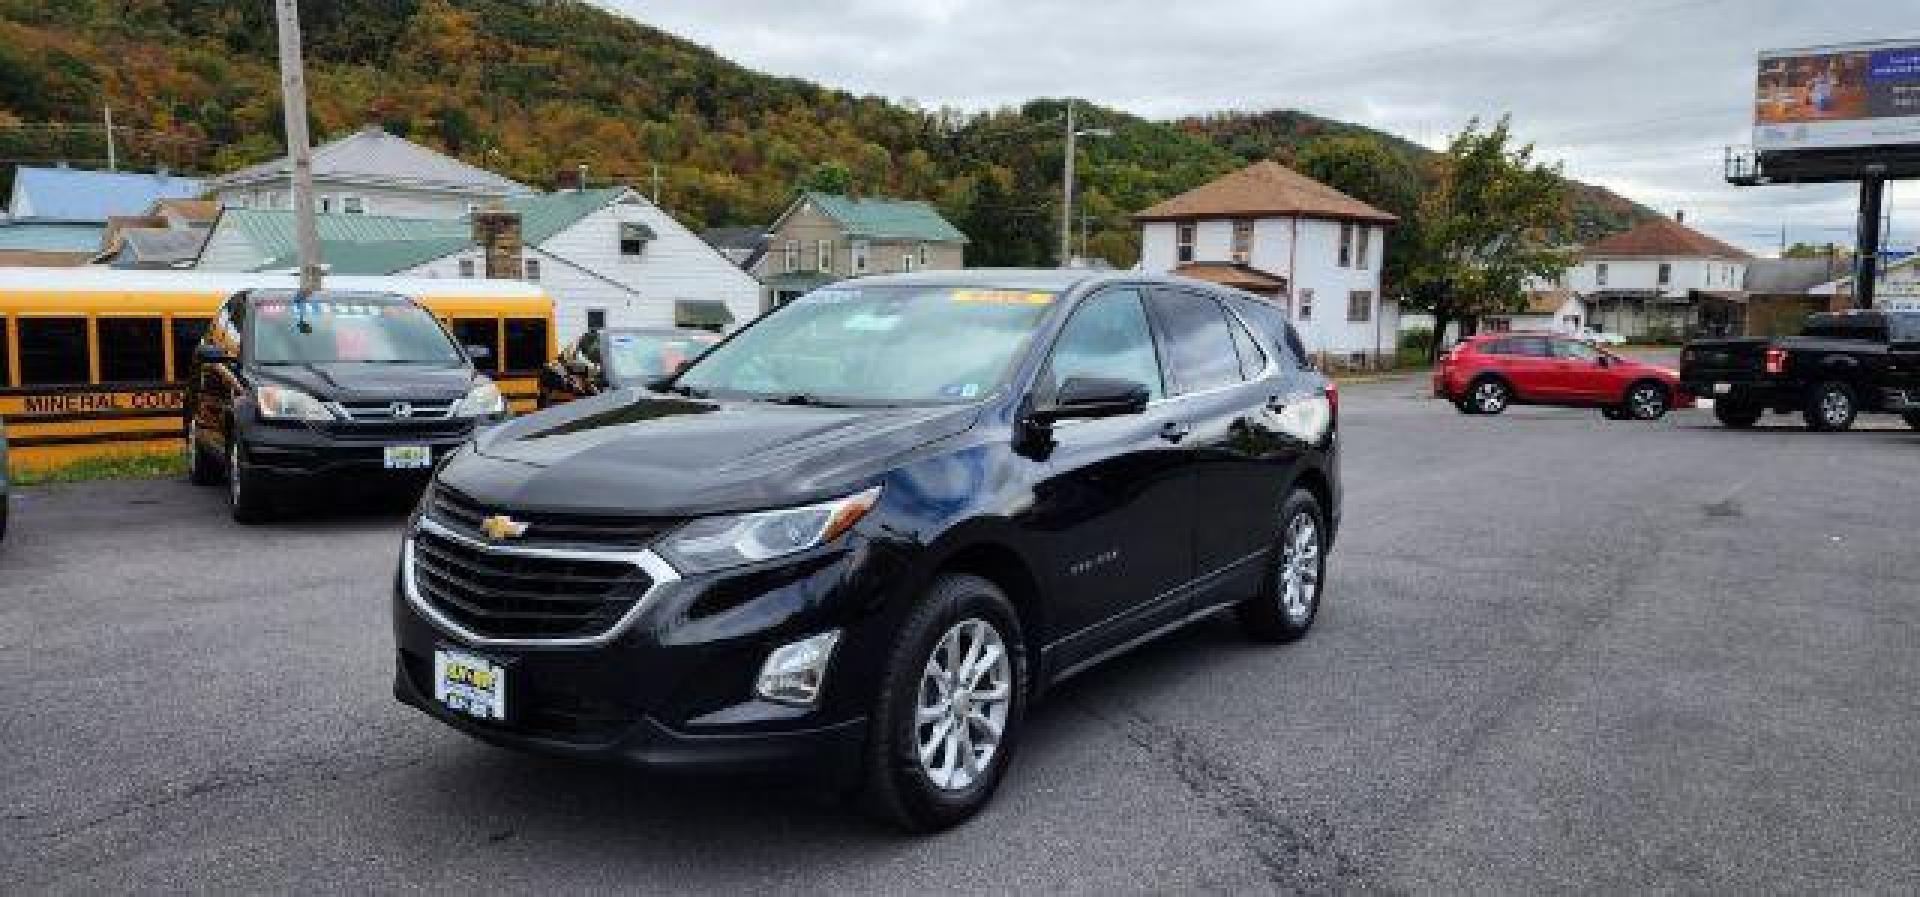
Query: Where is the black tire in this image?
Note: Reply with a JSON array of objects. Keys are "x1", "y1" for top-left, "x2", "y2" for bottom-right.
[
  {"x1": 1903, "y1": 411, "x2": 1920, "y2": 431},
  {"x1": 186, "y1": 418, "x2": 219, "y2": 486},
  {"x1": 1465, "y1": 376, "x2": 1512, "y2": 415},
  {"x1": 227, "y1": 438, "x2": 275, "y2": 524},
  {"x1": 1802, "y1": 381, "x2": 1857, "y2": 432},
  {"x1": 1622, "y1": 380, "x2": 1670, "y2": 421},
  {"x1": 860, "y1": 573, "x2": 1027, "y2": 833},
  {"x1": 1713, "y1": 402, "x2": 1762, "y2": 429},
  {"x1": 1237, "y1": 489, "x2": 1328, "y2": 643}
]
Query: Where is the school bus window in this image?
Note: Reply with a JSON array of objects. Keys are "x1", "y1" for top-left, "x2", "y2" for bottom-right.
[
  {"x1": 504, "y1": 317, "x2": 549, "y2": 373},
  {"x1": 18, "y1": 317, "x2": 91, "y2": 386},
  {"x1": 0, "y1": 316, "x2": 11, "y2": 387},
  {"x1": 450, "y1": 318, "x2": 500, "y2": 372},
  {"x1": 98, "y1": 317, "x2": 167, "y2": 384},
  {"x1": 170, "y1": 317, "x2": 210, "y2": 381}
]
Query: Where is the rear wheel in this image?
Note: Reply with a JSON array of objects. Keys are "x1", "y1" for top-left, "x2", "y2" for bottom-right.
[
  {"x1": 1466, "y1": 377, "x2": 1512, "y2": 415},
  {"x1": 1713, "y1": 402, "x2": 1762, "y2": 429},
  {"x1": 1802, "y1": 381, "x2": 1857, "y2": 432},
  {"x1": 861, "y1": 574, "x2": 1026, "y2": 833},
  {"x1": 1623, "y1": 381, "x2": 1670, "y2": 421},
  {"x1": 227, "y1": 438, "x2": 275, "y2": 524},
  {"x1": 1238, "y1": 489, "x2": 1328, "y2": 643}
]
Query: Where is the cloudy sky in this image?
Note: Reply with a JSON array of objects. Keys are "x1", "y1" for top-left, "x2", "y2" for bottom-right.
[{"x1": 603, "y1": 0, "x2": 1915, "y2": 257}]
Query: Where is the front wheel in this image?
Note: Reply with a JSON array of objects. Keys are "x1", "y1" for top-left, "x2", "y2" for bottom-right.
[
  {"x1": 860, "y1": 574, "x2": 1026, "y2": 832},
  {"x1": 1623, "y1": 382, "x2": 1670, "y2": 421},
  {"x1": 1802, "y1": 381, "x2": 1857, "y2": 432},
  {"x1": 227, "y1": 439, "x2": 275, "y2": 524},
  {"x1": 1238, "y1": 489, "x2": 1328, "y2": 643}
]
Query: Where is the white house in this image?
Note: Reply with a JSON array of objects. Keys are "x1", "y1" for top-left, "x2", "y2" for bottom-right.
[
  {"x1": 1481, "y1": 288, "x2": 1589, "y2": 335},
  {"x1": 1560, "y1": 214, "x2": 1753, "y2": 340},
  {"x1": 195, "y1": 187, "x2": 761, "y2": 341},
  {"x1": 1134, "y1": 160, "x2": 1398, "y2": 365},
  {"x1": 205, "y1": 125, "x2": 534, "y2": 220}
]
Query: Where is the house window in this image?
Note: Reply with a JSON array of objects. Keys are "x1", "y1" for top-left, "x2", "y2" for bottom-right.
[
  {"x1": 1230, "y1": 220, "x2": 1253, "y2": 264},
  {"x1": 340, "y1": 196, "x2": 365, "y2": 214},
  {"x1": 317, "y1": 195, "x2": 332, "y2": 213},
  {"x1": 1298, "y1": 289, "x2": 1314, "y2": 321},
  {"x1": 458, "y1": 258, "x2": 476, "y2": 278},
  {"x1": 901, "y1": 253, "x2": 915, "y2": 272},
  {"x1": 1596, "y1": 263, "x2": 1609, "y2": 287},
  {"x1": 816, "y1": 239, "x2": 832, "y2": 273},
  {"x1": 852, "y1": 240, "x2": 870, "y2": 274},
  {"x1": 524, "y1": 258, "x2": 541, "y2": 281},
  {"x1": 1658, "y1": 263, "x2": 1672, "y2": 286},
  {"x1": 783, "y1": 240, "x2": 799, "y2": 273},
  {"x1": 1347, "y1": 290, "x2": 1372, "y2": 323},
  {"x1": 586, "y1": 308, "x2": 607, "y2": 331},
  {"x1": 917, "y1": 243, "x2": 929, "y2": 267},
  {"x1": 1176, "y1": 223, "x2": 1195, "y2": 263},
  {"x1": 1338, "y1": 223, "x2": 1354, "y2": 268},
  {"x1": 620, "y1": 222, "x2": 653, "y2": 257},
  {"x1": 1355, "y1": 226, "x2": 1371, "y2": 270}
]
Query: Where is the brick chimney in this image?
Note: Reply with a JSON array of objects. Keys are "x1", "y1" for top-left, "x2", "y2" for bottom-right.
[{"x1": 471, "y1": 203, "x2": 524, "y2": 280}]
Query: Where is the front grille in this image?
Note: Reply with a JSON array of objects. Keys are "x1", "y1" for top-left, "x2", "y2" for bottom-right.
[
  {"x1": 410, "y1": 527, "x2": 653, "y2": 640},
  {"x1": 337, "y1": 399, "x2": 458, "y2": 421},
  {"x1": 428, "y1": 485, "x2": 676, "y2": 549}
]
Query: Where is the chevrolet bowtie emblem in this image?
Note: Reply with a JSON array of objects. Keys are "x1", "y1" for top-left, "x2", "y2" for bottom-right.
[{"x1": 480, "y1": 514, "x2": 529, "y2": 541}]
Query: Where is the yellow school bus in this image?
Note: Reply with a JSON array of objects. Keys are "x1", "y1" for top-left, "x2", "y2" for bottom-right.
[{"x1": 0, "y1": 269, "x2": 554, "y2": 474}]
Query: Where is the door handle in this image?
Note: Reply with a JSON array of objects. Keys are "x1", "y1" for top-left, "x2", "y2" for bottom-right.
[{"x1": 1158, "y1": 421, "x2": 1192, "y2": 443}]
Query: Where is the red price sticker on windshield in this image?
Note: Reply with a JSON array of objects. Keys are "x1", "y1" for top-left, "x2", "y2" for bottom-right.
[{"x1": 950, "y1": 290, "x2": 1054, "y2": 305}]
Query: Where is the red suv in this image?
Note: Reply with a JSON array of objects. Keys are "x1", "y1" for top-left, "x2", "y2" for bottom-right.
[{"x1": 1434, "y1": 333, "x2": 1694, "y2": 420}]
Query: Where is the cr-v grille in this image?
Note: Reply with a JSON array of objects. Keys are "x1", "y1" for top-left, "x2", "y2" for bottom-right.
[
  {"x1": 409, "y1": 524, "x2": 655, "y2": 640},
  {"x1": 427, "y1": 485, "x2": 677, "y2": 549}
]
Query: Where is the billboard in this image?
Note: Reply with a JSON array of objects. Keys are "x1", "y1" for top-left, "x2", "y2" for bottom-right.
[{"x1": 1753, "y1": 40, "x2": 1920, "y2": 152}]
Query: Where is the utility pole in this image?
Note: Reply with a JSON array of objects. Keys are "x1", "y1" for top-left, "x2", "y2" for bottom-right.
[
  {"x1": 1060, "y1": 99, "x2": 1076, "y2": 268},
  {"x1": 102, "y1": 102, "x2": 116, "y2": 172},
  {"x1": 273, "y1": 0, "x2": 322, "y2": 293},
  {"x1": 1854, "y1": 170, "x2": 1886, "y2": 310}
]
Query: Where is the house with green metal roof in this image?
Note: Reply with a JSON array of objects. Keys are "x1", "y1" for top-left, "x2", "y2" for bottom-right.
[
  {"x1": 194, "y1": 186, "x2": 760, "y2": 340},
  {"x1": 752, "y1": 191, "x2": 969, "y2": 308}
]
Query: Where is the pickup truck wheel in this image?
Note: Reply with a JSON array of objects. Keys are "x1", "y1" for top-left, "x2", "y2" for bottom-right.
[
  {"x1": 1467, "y1": 377, "x2": 1511, "y2": 415},
  {"x1": 1713, "y1": 402, "x2": 1762, "y2": 429},
  {"x1": 1802, "y1": 381, "x2": 1857, "y2": 432},
  {"x1": 1904, "y1": 411, "x2": 1920, "y2": 431},
  {"x1": 1624, "y1": 381, "x2": 1669, "y2": 421}
]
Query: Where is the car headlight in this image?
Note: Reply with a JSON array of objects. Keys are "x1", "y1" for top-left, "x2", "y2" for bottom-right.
[
  {"x1": 454, "y1": 380, "x2": 507, "y2": 417},
  {"x1": 255, "y1": 385, "x2": 336, "y2": 421},
  {"x1": 658, "y1": 486, "x2": 881, "y2": 574}
]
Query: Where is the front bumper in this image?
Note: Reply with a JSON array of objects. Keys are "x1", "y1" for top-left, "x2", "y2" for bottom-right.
[{"x1": 242, "y1": 419, "x2": 482, "y2": 486}]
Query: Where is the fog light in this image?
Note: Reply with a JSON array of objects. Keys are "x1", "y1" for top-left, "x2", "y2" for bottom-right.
[{"x1": 755, "y1": 630, "x2": 842, "y2": 707}]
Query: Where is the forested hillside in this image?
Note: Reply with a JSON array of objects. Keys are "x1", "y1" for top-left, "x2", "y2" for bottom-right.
[{"x1": 0, "y1": 0, "x2": 1651, "y2": 270}]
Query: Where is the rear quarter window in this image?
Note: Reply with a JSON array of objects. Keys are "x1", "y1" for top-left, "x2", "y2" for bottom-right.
[{"x1": 1229, "y1": 296, "x2": 1308, "y2": 371}]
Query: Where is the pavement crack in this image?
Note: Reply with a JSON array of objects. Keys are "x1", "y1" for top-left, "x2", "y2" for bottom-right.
[{"x1": 1073, "y1": 700, "x2": 1375, "y2": 893}]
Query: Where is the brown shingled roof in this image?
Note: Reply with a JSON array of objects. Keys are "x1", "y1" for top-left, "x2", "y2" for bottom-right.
[
  {"x1": 1134, "y1": 160, "x2": 1398, "y2": 225},
  {"x1": 1582, "y1": 216, "x2": 1751, "y2": 260}
]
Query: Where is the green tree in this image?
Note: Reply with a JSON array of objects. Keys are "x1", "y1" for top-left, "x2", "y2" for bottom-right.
[
  {"x1": 1403, "y1": 116, "x2": 1576, "y2": 360},
  {"x1": 798, "y1": 161, "x2": 853, "y2": 195}
]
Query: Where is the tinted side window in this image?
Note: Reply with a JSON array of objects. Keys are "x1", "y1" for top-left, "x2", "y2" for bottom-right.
[
  {"x1": 1230, "y1": 298, "x2": 1307, "y2": 371},
  {"x1": 1550, "y1": 339, "x2": 1599, "y2": 361},
  {"x1": 504, "y1": 317, "x2": 550, "y2": 373},
  {"x1": 1043, "y1": 289, "x2": 1164, "y2": 403},
  {"x1": 1154, "y1": 289, "x2": 1243, "y2": 394},
  {"x1": 1225, "y1": 308, "x2": 1269, "y2": 379},
  {"x1": 18, "y1": 317, "x2": 91, "y2": 385},
  {"x1": 1486, "y1": 337, "x2": 1548, "y2": 357},
  {"x1": 98, "y1": 317, "x2": 167, "y2": 383},
  {"x1": 450, "y1": 319, "x2": 500, "y2": 372}
]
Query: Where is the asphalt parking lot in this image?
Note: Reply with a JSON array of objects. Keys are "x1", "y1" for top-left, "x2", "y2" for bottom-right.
[{"x1": 5, "y1": 372, "x2": 1919, "y2": 893}]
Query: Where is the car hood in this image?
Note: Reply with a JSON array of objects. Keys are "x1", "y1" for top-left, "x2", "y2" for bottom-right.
[
  {"x1": 448, "y1": 390, "x2": 980, "y2": 516},
  {"x1": 253, "y1": 362, "x2": 476, "y2": 401}
]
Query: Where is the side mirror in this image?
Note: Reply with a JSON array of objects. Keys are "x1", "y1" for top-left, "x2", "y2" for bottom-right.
[
  {"x1": 1030, "y1": 376, "x2": 1150, "y2": 424},
  {"x1": 1596, "y1": 355, "x2": 1613, "y2": 367},
  {"x1": 194, "y1": 343, "x2": 234, "y2": 364},
  {"x1": 465, "y1": 345, "x2": 493, "y2": 362}
]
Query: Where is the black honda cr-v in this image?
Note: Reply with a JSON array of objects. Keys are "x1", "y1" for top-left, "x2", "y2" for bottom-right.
[{"x1": 392, "y1": 270, "x2": 1340, "y2": 831}]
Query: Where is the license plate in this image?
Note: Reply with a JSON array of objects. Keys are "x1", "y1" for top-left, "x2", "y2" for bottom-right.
[
  {"x1": 1713, "y1": 383, "x2": 1732, "y2": 395},
  {"x1": 384, "y1": 445, "x2": 432, "y2": 469},
  {"x1": 434, "y1": 648, "x2": 506, "y2": 720}
]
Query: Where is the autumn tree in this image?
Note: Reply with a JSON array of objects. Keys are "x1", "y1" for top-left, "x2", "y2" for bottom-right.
[{"x1": 1403, "y1": 117, "x2": 1576, "y2": 360}]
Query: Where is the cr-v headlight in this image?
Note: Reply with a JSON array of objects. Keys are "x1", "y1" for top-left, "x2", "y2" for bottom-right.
[
  {"x1": 255, "y1": 385, "x2": 336, "y2": 421},
  {"x1": 454, "y1": 380, "x2": 507, "y2": 417},
  {"x1": 659, "y1": 486, "x2": 881, "y2": 574}
]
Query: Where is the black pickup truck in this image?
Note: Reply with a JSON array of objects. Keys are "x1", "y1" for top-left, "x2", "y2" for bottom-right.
[{"x1": 1679, "y1": 310, "x2": 1920, "y2": 431}]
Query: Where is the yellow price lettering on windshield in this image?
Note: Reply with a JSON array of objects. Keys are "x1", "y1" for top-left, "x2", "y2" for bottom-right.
[{"x1": 950, "y1": 290, "x2": 1054, "y2": 306}]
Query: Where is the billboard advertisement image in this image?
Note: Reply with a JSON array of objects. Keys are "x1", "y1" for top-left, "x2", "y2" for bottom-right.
[{"x1": 1754, "y1": 40, "x2": 1920, "y2": 152}]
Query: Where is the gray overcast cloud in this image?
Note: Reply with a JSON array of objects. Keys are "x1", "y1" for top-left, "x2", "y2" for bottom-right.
[{"x1": 601, "y1": 0, "x2": 1916, "y2": 256}]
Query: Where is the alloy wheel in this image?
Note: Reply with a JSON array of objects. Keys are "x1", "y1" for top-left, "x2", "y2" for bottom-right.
[
  {"x1": 916, "y1": 618, "x2": 1013, "y2": 792},
  {"x1": 1629, "y1": 386, "x2": 1665, "y2": 420},
  {"x1": 1278, "y1": 511, "x2": 1321, "y2": 621},
  {"x1": 1474, "y1": 382, "x2": 1508, "y2": 413},
  {"x1": 1822, "y1": 389, "x2": 1850, "y2": 426},
  {"x1": 228, "y1": 441, "x2": 243, "y2": 507}
]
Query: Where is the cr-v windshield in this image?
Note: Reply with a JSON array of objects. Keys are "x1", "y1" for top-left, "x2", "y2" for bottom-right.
[
  {"x1": 674, "y1": 285, "x2": 1057, "y2": 404},
  {"x1": 250, "y1": 296, "x2": 464, "y2": 365}
]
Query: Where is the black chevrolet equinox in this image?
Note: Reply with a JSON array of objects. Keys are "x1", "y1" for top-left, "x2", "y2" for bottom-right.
[{"x1": 393, "y1": 270, "x2": 1340, "y2": 831}]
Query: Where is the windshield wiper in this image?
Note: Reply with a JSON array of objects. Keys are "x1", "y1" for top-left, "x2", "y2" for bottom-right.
[
  {"x1": 758, "y1": 392, "x2": 841, "y2": 407},
  {"x1": 659, "y1": 382, "x2": 709, "y2": 399}
]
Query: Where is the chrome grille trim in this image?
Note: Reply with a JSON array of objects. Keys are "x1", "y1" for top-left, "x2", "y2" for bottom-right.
[{"x1": 403, "y1": 514, "x2": 682, "y2": 648}]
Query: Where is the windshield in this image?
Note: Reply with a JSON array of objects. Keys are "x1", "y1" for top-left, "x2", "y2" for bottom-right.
[
  {"x1": 250, "y1": 296, "x2": 464, "y2": 365},
  {"x1": 674, "y1": 285, "x2": 1057, "y2": 405},
  {"x1": 603, "y1": 331, "x2": 720, "y2": 381}
]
